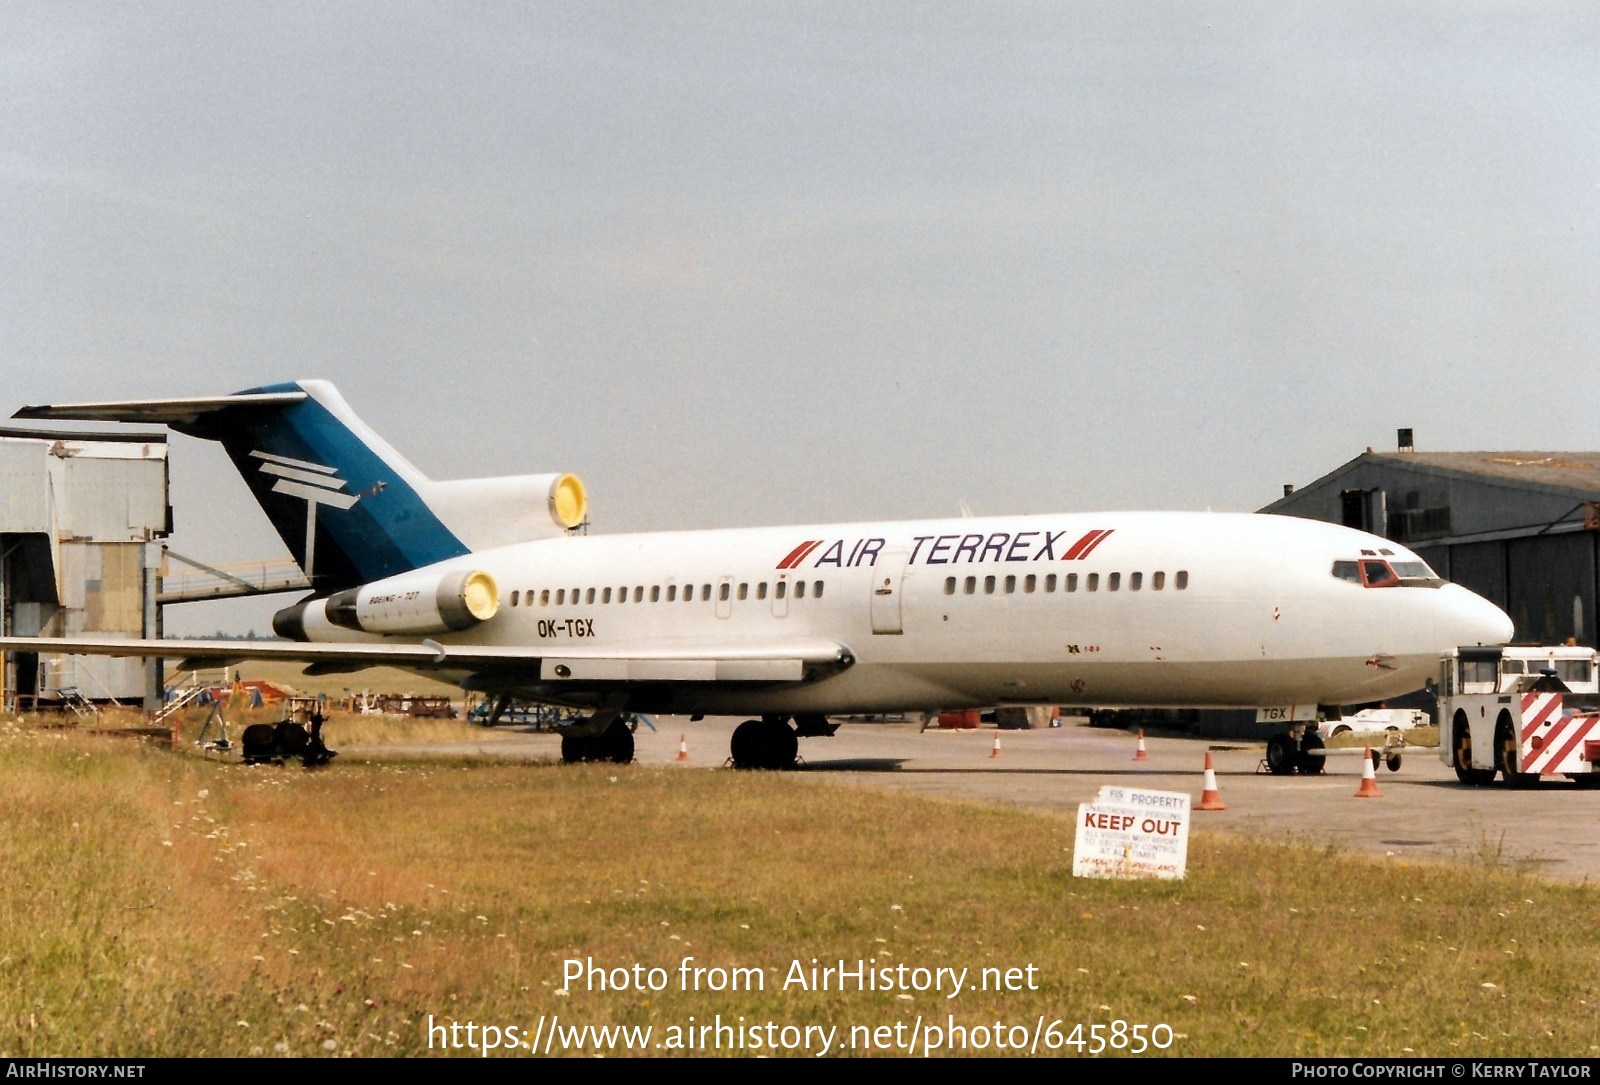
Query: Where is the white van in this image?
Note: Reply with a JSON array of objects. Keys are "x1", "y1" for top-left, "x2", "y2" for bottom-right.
[{"x1": 1325, "y1": 706, "x2": 1429, "y2": 739}]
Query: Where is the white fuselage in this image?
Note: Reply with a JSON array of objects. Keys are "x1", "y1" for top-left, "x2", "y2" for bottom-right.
[{"x1": 301, "y1": 510, "x2": 1514, "y2": 717}]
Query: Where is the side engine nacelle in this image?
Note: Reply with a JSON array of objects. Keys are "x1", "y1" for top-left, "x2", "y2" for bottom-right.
[{"x1": 274, "y1": 568, "x2": 500, "y2": 641}]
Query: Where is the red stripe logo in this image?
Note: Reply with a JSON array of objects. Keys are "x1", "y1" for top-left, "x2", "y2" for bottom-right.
[
  {"x1": 777, "y1": 540, "x2": 823, "y2": 570},
  {"x1": 1063, "y1": 529, "x2": 1114, "y2": 560}
]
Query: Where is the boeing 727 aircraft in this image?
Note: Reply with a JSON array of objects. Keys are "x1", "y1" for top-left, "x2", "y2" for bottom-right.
[{"x1": 4, "y1": 381, "x2": 1513, "y2": 768}]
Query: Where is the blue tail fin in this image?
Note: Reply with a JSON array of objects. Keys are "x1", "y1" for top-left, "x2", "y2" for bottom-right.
[
  {"x1": 16, "y1": 379, "x2": 586, "y2": 594},
  {"x1": 176, "y1": 380, "x2": 471, "y2": 593}
]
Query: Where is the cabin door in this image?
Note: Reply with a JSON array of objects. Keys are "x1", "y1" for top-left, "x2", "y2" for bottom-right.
[{"x1": 870, "y1": 550, "x2": 910, "y2": 635}]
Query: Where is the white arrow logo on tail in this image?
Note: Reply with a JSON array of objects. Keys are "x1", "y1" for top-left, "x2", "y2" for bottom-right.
[{"x1": 250, "y1": 450, "x2": 361, "y2": 581}]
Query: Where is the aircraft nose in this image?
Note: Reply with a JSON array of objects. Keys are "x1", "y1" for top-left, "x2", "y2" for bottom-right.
[{"x1": 1442, "y1": 584, "x2": 1514, "y2": 647}]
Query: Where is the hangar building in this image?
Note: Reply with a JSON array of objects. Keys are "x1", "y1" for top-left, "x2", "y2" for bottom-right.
[
  {"x1": 0, "y1": 427, "x2": 169, "y2": 710},
  {"x1": 1263, "y1": 433, "x2": 1600, "y2": 649}
]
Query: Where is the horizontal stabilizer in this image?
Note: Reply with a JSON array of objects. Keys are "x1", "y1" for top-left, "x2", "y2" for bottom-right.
[{"x1": 14, "y1": 391, "x2": 307, "y2": 426}]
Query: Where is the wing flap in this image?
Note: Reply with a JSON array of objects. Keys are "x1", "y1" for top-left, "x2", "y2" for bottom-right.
[{"x1": 0, "y1": 636, "x2": 851, "y2": 684}]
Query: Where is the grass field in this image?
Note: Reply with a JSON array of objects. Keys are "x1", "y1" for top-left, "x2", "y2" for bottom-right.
[{"x1": 3, "y1": 709, "x2": 1597, "y2": 1060}]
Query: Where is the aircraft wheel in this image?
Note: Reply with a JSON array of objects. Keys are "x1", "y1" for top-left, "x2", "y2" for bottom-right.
[
  {"x1": 762, "y1": 718, "x2": 798, "y2": 769},
  {"x1": 601, "y1": 720, "x2": 635, "y2": 764},
  {"x1": 1495, "y1": 712, "x2": 1534, "y2": 788},
  {"x1": 729, "y1": 718, "x2": 797, "y2": 770},
  {"x1": 1295, "y1": 731, "x2": 1325, "y2": 775},
  {"x1": 729, "y1": 720, "x2": 765, "y2": 769},
  {"x1": 1265, "y1": 733, "x2": 1296, "y2": 776},
  {"x1": 560, "y1": 732, "x2": 591, "y2": 764},
  {"x1": 1452, "y1": 711, "x2": 1494, "y2": 786},
  {"x1": 1385, "y1": 751, "x2": 1403, "y2": 773}
]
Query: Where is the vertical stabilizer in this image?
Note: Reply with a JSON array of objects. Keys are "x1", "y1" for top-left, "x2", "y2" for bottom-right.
[{"x1": 174, "y1": 381, "x2": 471, "y2": 592}]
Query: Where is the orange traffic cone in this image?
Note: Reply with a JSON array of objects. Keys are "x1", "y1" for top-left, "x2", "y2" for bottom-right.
[
  {"x1": 1133, "y1": 729, "x2": 1150, "y2": 761},
  {"x1": 1198, "y1": 751, "x2": 1227, "y2": 811},
  {"x1": 1355, "y1": 748, "x2": 1382, "y2": 798},
  {"x1": 677, "y1": 734, "x2": 690, "y2": 762},
  {"x1": 990, "y1": 735, "x2": 1003, "y2": 759}
]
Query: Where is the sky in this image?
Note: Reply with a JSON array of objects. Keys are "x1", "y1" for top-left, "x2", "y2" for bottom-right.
[{"x1": 5, "y1": 2, "x2": 1598, "y2": 635}]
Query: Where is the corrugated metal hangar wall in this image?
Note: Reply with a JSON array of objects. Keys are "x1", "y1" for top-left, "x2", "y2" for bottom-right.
[{"x1": 0, "y1": 429, "x2": 169, "y2": 710}]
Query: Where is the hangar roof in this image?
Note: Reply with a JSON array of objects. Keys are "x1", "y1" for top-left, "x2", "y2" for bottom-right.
[
  {"x1": 1263, "y1": 448, "x2": 1600, "y2": 543},
  {"x1": 1358, "y1": 451, "x2": 1600, "y2": 498}
]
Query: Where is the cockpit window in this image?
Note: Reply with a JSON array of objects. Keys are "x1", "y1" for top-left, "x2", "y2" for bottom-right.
[
  {"x1": 1362, "y1": 560, "x2": 1399, "y2": 587},
  {"x1": 1332, "y1": 557, "x2": 1443, "y2": 587}
]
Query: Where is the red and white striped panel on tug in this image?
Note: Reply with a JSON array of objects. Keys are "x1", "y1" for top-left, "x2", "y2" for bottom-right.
[{"x1": 1518, "y1": 691, "x2": 1600, "y2": 776}]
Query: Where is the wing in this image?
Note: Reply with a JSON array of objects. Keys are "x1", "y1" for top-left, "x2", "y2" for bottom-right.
[{"x1": 0, "y1": 636, "x2": 855, "y2": 685}]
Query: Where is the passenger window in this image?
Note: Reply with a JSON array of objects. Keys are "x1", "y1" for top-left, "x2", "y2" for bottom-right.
[
  {"x1": 776, "y1": 581, "x2": 787, "y2": 599},
  {"x1": 1024, "y1": 574, "x2": 1036, "y2": 593},
  {"x1": 945, "y1": 577, "x2": 957, "y2": 595},
  {"x1": 1045, "y1": 573, "x2": 1057, "y2": 592},
  {"x1": 1175, "y1": 571, "x2": 1188, "y2": 590},
  {"x1": 737, "y1": 583, "x2": 748, "y2": 601},
  {"x1": 586, "y1": 588, "x2": 595, "y2": 604},
  {"x1": 963, "y1": 576, "x2": 976, "y2": 595},
  {"x1": 796, "y1": 582, "x2": 807, "y2": 599},
  {"x1": 1065, "y1": 573, "x2": 1078, "y2": 593},
  {"x1": 511, "y1": 590, "x2": 520, "y2": 606},
  {"x1": 1108, "y1": 573, "x2": 1120, "y2": 591},
  {"x1": 719, "y1": 583, "x2": 731, "y2": 601},
  {"x1": 814, "y1": 581, "x2": 824, "y2": 598},
  {"x1": 1153, "y1": 571, "x2": 1165, "y2": 590},
  {"x1": 757, "y1": 582, "x2": 768, "y2": 600},
  {"x1": 1087, "y1": 573, "x2": 1099, "y2": 592},
  {"x1": 540, "y1": 590, "x2": 551, "y2": 606},
  {"x1": 701, "y1": 584, "x2": 712, "y2": 602},
  {"x1": 1129, "y1": 572, "x2": 1141, "y2": 591},
  {"x1": 984, "y1": 575, "x2": 996, "y2": 594},
  {"x1": 634, "y1": 586, "x2": 644, "y2": 603},
  {"x1": 666, "y1": 585, "x2": 677, "y2": 602},
  {"x1": 1004, "y1": 575, "x2": 1016, "y2": 593},
  {"x1": 602, "y1": 587, "x2": 612, "y2": 604}
]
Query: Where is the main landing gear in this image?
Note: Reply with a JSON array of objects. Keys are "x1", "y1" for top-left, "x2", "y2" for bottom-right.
[
  {"x1": 728, "y1": 714, "x2": 836, "y2": 770},
  {"x1": 558, "y1": 697, "x2": 637, "y2": 764},
  {"x1": 730, "y1": 717, "x2": 798, "y2": 770},
  {"x1": 560, "y1": 719, "x2": 636, "y2": 764}
]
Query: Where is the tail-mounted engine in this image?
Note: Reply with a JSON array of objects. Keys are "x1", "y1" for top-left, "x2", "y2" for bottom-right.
[{"x1": 274, "y1": 567, "x2": 500, "y2": 640}]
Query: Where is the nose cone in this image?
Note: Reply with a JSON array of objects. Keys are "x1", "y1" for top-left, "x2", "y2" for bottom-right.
[{"x1": 1441, "y1": 584, "x2": 1515, "y2": 647}]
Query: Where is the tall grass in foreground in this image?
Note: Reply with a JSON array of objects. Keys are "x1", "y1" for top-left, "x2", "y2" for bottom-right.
[{"x1": 2, "y1": 717, "x2": 1597, "y2": 1058}]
